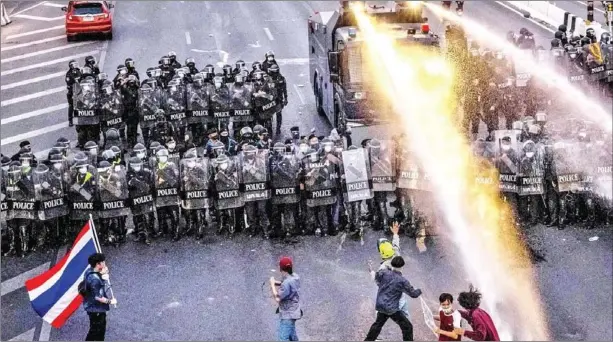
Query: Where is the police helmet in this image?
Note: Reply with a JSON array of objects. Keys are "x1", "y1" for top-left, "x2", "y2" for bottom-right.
[
  {"x1": 185, "y1": 57, "x2": 196, "y2": 67},
  {"x1": 117, "y1": 64, "x2": 127, "y2": 74},
  {"x1": 212, "y1": 141, "x2": 225, "y2": 157},
  {"x1": 146, "y1": 67, "x2": 155, "y2": 78},
  {"x1": 528, "y1": 124, "x2": 541, "y2": 135},
  {"x1": 252, "y1": 61, "x2": 262, "y2": 70},
  {"x1": 19, "y1": 152, "x2": 33, "y2": 163},
  {"x1": 168, "y1": 51, "x2": 177, "y2": 60},
  {"x1": 1, "y1": 155, "x2": 12, "y2": 167},
  {"x1": 551, "y1": 38, "x2": 561, "y2": 48},
  {"x1": 73, "y1": 151, "x2": 88, "y2": 164},
  {"x1": 235, "y1": 73, "x2": 246, "y2": 84},
  {"x1": 253, "y1": 124, "x2": 265, "y2": 135},
  {"x1": 265, "y1": 50, "x2": 275, "y2": 60},
  {"x1": 49, "y1": 153, "x2": 64, "y2": 164},
  {"x1": 554, "y1": 31, "x2": 564, "y2": 40},
  {"x1": 268, "y1": 63, "x2": 280, "y2": 74},
  {"x1": 215, "y1": 154, "x2": 230, "y2": 168},
  {"x1": 523, "y1": 140, "x2": 536, "y2": 152},
  {"x1": 8, "y1": 164, "x2": 22, "y2": 177},
  {"x1": 243, "y1": 144, "x2": 257, "y2": 154},
  {"x1": 69, "y1": 59, "x2": 79, "y2": 69},
  {"x1": 253, "y1": 71, "x2": 265, "y2": 81},
  {"x1": 155, "y1": 109, "x2": 166, "y2": 119},
  {"x1": 110, "y1": 145, "x2": 121, "y2": 156},
  {"x1": 580, "y1": 37, "x2": 591, "y2": 46},
  {"x1": 236, "y1": 60, "x2": 246, "y2": 70},
  {"x1": 85, "y1": 55, "x2": 96, "y2": 66},
  {"x1": 601, "y1": 32, "x2": 611, "y2": 44},
  {"x1": 558, "y1": 24, "x2": 567, "y2": 32},
  {"x1": 149, "y1": 141, "x2": 161, "y2": 152},
  {"x1": 84, "y1": 141, "x2": 98, "y2": 151},
  {"x1": 81, "y1": 66, "x2": 92, "y2": 75},
  {"x1": 161, "y1": 56, "x2": 170, "y2": 65},
  {"x1": 156, "y1": 149, "x2": 169, "y2": 161},
  {"x1": 57, "y1": 137, "x2": 70, "y2": 148},
  {"x1": 240, "y1": 126, "x2": 253, "y2": 139},
  {"x1": 74, "y1": 159, "x2": 89, "y2": 169},
  {"x1": 129, "y1": 156, "x2": 142, "y2": 167},
  {"x1": 97, "y1": 160, "x2": 112, "y2": 172},
  {"x1": 512, "y1": 121, "x2": 524, "y2": 131},
  {"x1": 213, "y1": 74, "x2": 225, "y2": 88},
  {"x1": 273, "y1": 142, "x2": 285, "y2": 154},
  {"x1": 105, "y1": 128, "x2": 120, "y2": 141},
  {"x1": 223, "y1": 64, "x2": 232, "y2": 75},
  {"x1": 184, "y1": 148, "x2": 198, "y2": 160},
  {"x1": 205, "y1": 64, "x2": 215, "y2": 74},
  {"x1": 586, "y1": 28, "x2": 595, "y2": 38},
  {"x1": 100, "y1": 149, "x2": 114, "y2": 162}
]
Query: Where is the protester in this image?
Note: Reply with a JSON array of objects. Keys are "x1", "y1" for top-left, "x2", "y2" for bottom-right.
[
  {"x1": 365, "y1": 256, "x2": 422, "y2": 341},
  {"x1": 269, "y1": 256, "x2": 302, "y2": 341},
  {"x1": 433, "y1": 293, "x2": 462, "y2": 341},
  {"x1": 83, "y1": 253, "x2": 116, "y2": 341},
  {"x1": 456, "y1": 286, "x2": 500, "y2": 341}
]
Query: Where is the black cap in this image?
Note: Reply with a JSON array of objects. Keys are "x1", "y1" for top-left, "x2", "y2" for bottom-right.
[
  {"x1": 207, "y1": 127, "x2": 218, "y2": 135},
  {"x1": 290, "y1": 126, "x2": 299, "y2": 132},
  {"x1": 19, "y1": 140, "x2": 31, "y2": 148},
  {"x1": 284, "y1": 139, "x2": 293, "y2": 145},
  {"x1": 391, "y1": 256, "x2": 405, "y2": 268}
]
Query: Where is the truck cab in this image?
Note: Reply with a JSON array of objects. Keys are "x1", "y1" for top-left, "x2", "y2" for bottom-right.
[{"x1": 308, "y1": 1, "x2": 440, "y2": 146}]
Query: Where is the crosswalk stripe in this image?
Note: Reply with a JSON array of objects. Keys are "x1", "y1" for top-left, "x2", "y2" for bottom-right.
[
  {"x1": 5, "y1": 25, "x2": 64, "y2": 40},
  {"x1": 277, "y1": 58, "x2": 309, "y2": 65},
  {"x1": 2, "y1": 35, "x2": 65, "y2": 51},
  {"x1": 1, "y1": 122, "x2": 69, "y2": 146},
  {"x1": 0, "y1": 86, "x2": 65, "y2": 107},
  {"x1": 1, "y1": 71, "x2": 65, "y2": 90},
  {"x1": 1, "y1": 103, "x2": 67, "y2": 125},
  {"x1": 1, "y1": 41, "x2": 97, "y2": 63},
  {"x1": 13, "y1": 14, "x2": 65, "y2": 21},
  {"x1": 44, "y1": 2, "x2": 67, "y2": 8},
  {"x1": 8, "y1": 328, "x2": 36, "y2": 341},
  {"x1": 1, "y1": 262, "x2": 51, "y2": 296},
  {"x1": 0, "y1": 50, "x2": 99, "y2": 76}
]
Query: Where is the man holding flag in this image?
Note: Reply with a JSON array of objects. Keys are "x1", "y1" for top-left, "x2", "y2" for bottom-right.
[{"x1": 24, "y1": 218, "x2": 116, "y2": 341}]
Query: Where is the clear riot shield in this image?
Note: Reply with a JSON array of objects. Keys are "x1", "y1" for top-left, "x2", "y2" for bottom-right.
[
  {"x1": 186, "y1": 83, "x2": 210, "y2": 124},
  {"x1": 493, "y1": 132, "x2": 520, "y2": 193},
  {"x1": 342, "y1": 148, "x2": 374, "y2": 202},
  {"x1": 396, "y1": 148, "x2": 421, "y2": 190},
  {"x1": 553, "y1": 143, "x2": 582, "y2": 192},
  {"x1": 518, "y1": 153, "x2": 545, "y2": 196},
  {"x1": 512, "y1": 50, "x2": 533, "y2": 87},
  {"x1": 240, "y1": 149, "x2": 271, "y2": 202},
  {"x1": 270, "y1": 153, "x2": 300, "y2": 205},
  {"x1": 567, "y1": 57, "x2": 588, "y2": 85},
  {"x1": 127, "y1": 168, "x2": 156, "y2": 216},
  {"x1": 587, "y1": 58, "x2": 607, "y2": 82},
  {"x1": 550, "y1": 47, "x2": 568, "y2": 77},
  {"x1": 180, "y1": 157, "x2": 211, "y2": 210},
  {"x1": 253, "y1": 81, "x2": 281, "y2": 120},
  {"x1": 493, "y1": 129, "x2": 522, "y2": 156},
  {"x1": 304, "y1": 157, "x2": 338, "y2": 208},
  {"x1": 593, "y1": 160, "x2": 612, "y2": 199},
  {"x1": 230, "y1": 83, "x2": 254, "y2": 123},
  {"x1": 568, "y1": 142, "x2": 594, "y2": 193},
  {"x1": 68, "y1": 166, "x2": 98, "y2": 220},
  {"x1": 154, "y1": 162, "x2": 180, "y2": 207},
  {"x1": 100, "y1": 90, "x2": 125, "y2": 131},
  {"x1": 139, "y1": 87, "x2": 163, "y2": 129},
  {"x1": 1, "y1": 170, "x2": 8, "y2": 222},
  {"x1": 97, "y1": 166, "x2": 130, "y2": 219},
  {"x1": 214, "y1": 156, "x2": 244, "y2": 210},
  {"x1": 34, "y1": 167, "x2": 69, "y2": 221},
  {"x1": 603, "y1": 44, "x2": 613, "y2": 83},
  {"x1": 370, "y1": 140, "x2": 397, "y2": 192},
  {"x1": 210, "y1": 87, "x2": 233, "y2": 126},
  {"x1": 164, "y1": 84, "x2": 187, "y2": 124},
  {"x1": 5, "y1": 170, "x2": 37, "y2": 220},
  {"x1": 72, "y1": 81, "x2": 99, "y2": 125}
]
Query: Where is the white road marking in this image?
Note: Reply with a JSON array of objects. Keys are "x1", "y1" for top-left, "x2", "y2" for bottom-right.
[
  {"x1": 495, "y1": 1, "x2": 555, "y2": 33},
  {"x1": 1, "y1": 104, "x2": 67, "y2": 125},
  {"x1": 0, "y1": 50, "x2": 99, "y2": 76},
  {"x1": 185, "y1": 31, "x2": 192, "y2": 45},
  {"x1": 2, "y1": 35, "x2": 65, "y2": 52},
  {"x1": 276, "y1": 58, "x2": 309, "y2": 65},
  {"x1": 1, "y1": 86, "x2": 65, "y2": 107},
  {"x1": 44, "y1": 2, "x2": 66, "y2": 8},
  {"x1": 0, "y1": 262, "x2": 51, "y2": 296},
  {"x1": 35, "y1": 148, "x2": 53, "y2": 159},
  {"x1": 1, "y1": 71, "x2": 65, "y2": 90},
  {"x1": 1, "y1": 41, "x2": 97, "y2": 63},
  {"x1": 5, "y1": 25, "x2": 64, "y2": 40},
  {"x1": 8, "y1": 328, "x2": 36, "y2": 341},
  {"x1": 99, "y1": 41, "x2": 109, "y2": 71},
  {"x1": 13, "y1": 14, "x2": 65, "y2": 21},
  {"x1": 12, "y1": 1, "x2": 47, "y2": 16},
  {"x1": 1, "y1": 122, "x2": 69, "y2": 146},
  {"x1": 264, "y1": 27, "x2": 275, "y2": 41},
  {"x1": 576, "y1": 1, "x2": 606, "y2": 14},
  {"x1": 294, "y1": 84, "x2": 306, "y2": 105},
  {"x1": 301, "y1": 1, "x2": 315, "y2": 13}
]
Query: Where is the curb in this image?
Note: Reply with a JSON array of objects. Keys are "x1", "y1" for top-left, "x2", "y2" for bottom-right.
[{"x1": 502, "y1": 1, "x2": 558, "y2": 31}]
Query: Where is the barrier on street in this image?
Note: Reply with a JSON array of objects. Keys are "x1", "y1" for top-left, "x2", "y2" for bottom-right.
[
  {"x1": 1, "y1": 1, "x2": 12, "y2": 26},
  {"x1": 507, "y1": 0, "x2": 605, "y2": 37}
]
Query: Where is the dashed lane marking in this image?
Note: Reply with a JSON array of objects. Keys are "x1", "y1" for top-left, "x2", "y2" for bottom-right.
[
  {"x1": 1, "y1": 104, "x2": 67, "y2": 125},
  {"x1": 276, "y1": 58, "x2": 309, "y2": 65},
  {"x1": 294, "y1": 84, "x2": 306, "y2": 105},
  {"x1": 185, "y1": 31, "x2": 192, "y2": 45},
  {"x1": 8, "y1": 328, "x2": 36, "y2": 342},
  {"x1": 43, "y1": 2, "x2": 67, "y2": 8},
  {"x1": 1, "y1": 41, "x2": 98, "y2": 63},
  {"x1": 1, "y1": 122, "x2": 68, "y2": 146},
  {"x1": 5, "y1": 25, "x2": 64, "y2": 40},
  {"x1": 2, "y1": 35, "x2": 66, "y2": 52},
  {"x1": 1, "y1": 262, "x2": 51, "y2": 296},
  {"x1": 1, "y1": 86, "x2": 65, "y2": 107},
  {"x1": 264, "y1": 27, "x2": 275, "y2": 41},
  {"x1": 13, "y1": 14, "x2": 65, "y2": 21},
  {"x1": 12, "y1": 1, "x2": 47, "y2": 16},
  {"x1": 1, "y1": 71, "x2": 65, "y2": 90},
  {"x1": 0, "y1": 50, "x2": 99, "y2": 76}
]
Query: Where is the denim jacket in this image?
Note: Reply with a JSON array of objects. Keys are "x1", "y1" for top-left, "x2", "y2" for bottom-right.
[
  {"x1": 278, "y1": 273, "x2": 302, "y2": 320},
  {"x1": 83, "y1": 269, "x2": 111, "y2": 313}
]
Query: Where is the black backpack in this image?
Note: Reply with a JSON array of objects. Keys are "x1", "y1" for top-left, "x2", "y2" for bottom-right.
[{"x1": 78, "y1": 273, "x2": 99, "y2": 298}]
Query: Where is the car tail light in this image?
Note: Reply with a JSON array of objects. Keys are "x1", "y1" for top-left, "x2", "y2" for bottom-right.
[{"x1": 103, "y1": 13, "x2": 108, "y2": 18}]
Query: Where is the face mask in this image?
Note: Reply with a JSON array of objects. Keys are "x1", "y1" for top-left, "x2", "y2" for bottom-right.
[
  {"x1": 210, "y1": 135, "x2": 218, "y2": 140},
  {"x1": 133, "y1": 165, "x2": 142, "y2": 172},
  {"x1": 324, "y1": 146, "x2": 332, "y2": 153},
  {"x1": 120, "y1": 69, "x2": 127, "y2": 75},
  {"x1": 158, "y1": 156, "x2": 168, "y2": 163},
  {"x1": 79, "y1": 167, "x2": 87, "y2": 174},
  {"x1": 22, "y1": 161, "x2": 30, "y2": 168},
  {"x1": 137, "y1": 152, "x2": 145, "y2": 159},
  {"x1": 526, "y1": 152, "x2": 535, "y2": 158},
  {"x1": 215, "y1": 82, "x2": 222, "y2": 88},
  {"x1": 501, "y1": 144, "x2": 511, "y2": 151},
  {"x1": 292, "y1": 132, "x2": 299, "y2": 139},
  {"x1": 440, "y1": 307, "x2": 454, "y2": 315},
  {"x1": 309, "y1": 154, "x2": 317, "y2": 162},
  {"x1": 89, "y1": 149, "x2": 98, "y2": 156},
  {"x1": 1, "y1": 166, "x2": 9, "y2": 172},
  {"x1": 299, "y1": 145, "x2": 308, "y2": 154},
  {"x1": 267, "y1": 57, "x2": 274, "y2": 62},
  {"x1": 53, "y1": 163, "x2": 63, "y2": 170},
  {"x1": 167, "y1": 143, "x2": 176, "y2": 150},
  {"x1": 187, "y1": 161, "x2": 196, "y2": 168},
  {"x1": 220, "y1": 163, "x2": 228, "y2": 170}
]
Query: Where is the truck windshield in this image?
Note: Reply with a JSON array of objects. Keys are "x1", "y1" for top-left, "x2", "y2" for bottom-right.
[{"x1": 342, "y1": 44, "x2": 371, "y2": 85}]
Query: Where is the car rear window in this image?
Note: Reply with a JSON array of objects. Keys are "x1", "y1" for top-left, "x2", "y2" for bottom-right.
[{"x1": 73, "y1": 3, "x2": 104, "y2": 15}]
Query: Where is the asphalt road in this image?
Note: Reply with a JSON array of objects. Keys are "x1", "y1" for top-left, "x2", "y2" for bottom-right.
[{"x1": 1, "y1": 1, "x2": 612, "y2": 341}]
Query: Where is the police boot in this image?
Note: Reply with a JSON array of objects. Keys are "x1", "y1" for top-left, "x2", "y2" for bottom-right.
[
  {"x1": 2, "y1": 227, "x2": 16, "y2": 256},
  {"x1": 170, "y1": 211, "x2": 181, "y2": 241},
  {"x1": 118, "y1": 217, "x2": 127, "y2": 243},
  {"x1": 196, "y1": 210, "x2": 206, "y2": 240},
  {"x1": 262, "y1": 224, "x2": 271, "y2": 240},
  {"x1": 185, "y1": 212, "x2": 194, "y2": 237},
  {"x1": 33, "y1": 222, "x2": 47, "y2": 252},
  {"x1": 18, "y1": 223, "x2": 29, "y2": 257}
]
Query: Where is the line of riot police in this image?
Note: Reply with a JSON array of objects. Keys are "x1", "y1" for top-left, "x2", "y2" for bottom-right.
[{"x1": 64, "y1": 50, "x2": 288, "y2": 151}]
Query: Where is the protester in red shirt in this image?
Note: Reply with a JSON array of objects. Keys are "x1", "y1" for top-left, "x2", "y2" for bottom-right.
[
  {"x1": 456, "y1": 286, "x2": 500, "y2": 341},
  {"x1": 433, "y1": 293, "x2": 462, "y2": 341}
]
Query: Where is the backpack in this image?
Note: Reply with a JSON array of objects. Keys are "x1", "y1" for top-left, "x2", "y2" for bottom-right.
[{"x1": 78, "y1": 272, "x2": 99, "y2": 298}]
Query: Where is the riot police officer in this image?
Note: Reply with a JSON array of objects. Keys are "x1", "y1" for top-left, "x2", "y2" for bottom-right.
[
  {"x1": 270, "y1": 142, "x2": 301, "y2": 238},
  {"x1": 267, "y1": 63, "x2": 288, "y2": 135},
  {"x1": 262, "y1": 50, "x2": 278, "y2": 73},
  {"x1": 127, "y1": 156, "x2": 156, "y2": 245},
  {"x1": 240, "y1": 144, "x2": 271, "y2": 238},
  {"x1": 85, "y1": 55, "x2": 100, "y2": 76},
  {"x1": 154, "y1": 148, "x2": 181, "y2": 241},
  {"x1": 120, "y1": 74, "x2": 140, "y2": 146},
  {"x1": 180, "y1": 148, "x2": 211, "y2": 240},
  {"x1": 151, "y1": 109, "x2": 176, "y2": 145},
  {"x1": 66, "y1": 60, "x2": 82, "y2": 135}
]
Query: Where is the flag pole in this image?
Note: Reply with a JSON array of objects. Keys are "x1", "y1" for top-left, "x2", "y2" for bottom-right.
[{"x1": 88, "y1": 215, "x2": 116, "y2": 308}]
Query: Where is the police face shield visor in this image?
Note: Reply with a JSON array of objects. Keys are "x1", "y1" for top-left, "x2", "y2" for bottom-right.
[
  {"x1": 69, "y1": 61, "x2": 79, "y2": 69},
  {"x1": 126, "y1": 60, "x2": 135, "y2": 68}
]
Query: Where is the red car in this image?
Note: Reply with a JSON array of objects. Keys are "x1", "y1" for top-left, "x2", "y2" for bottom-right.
[{"x1": 62, "y1": 1, "x2": 114, "y2": 41}]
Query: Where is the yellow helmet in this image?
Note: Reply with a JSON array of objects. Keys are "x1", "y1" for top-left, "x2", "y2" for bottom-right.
[{"x1": 378, "y1": 241, "x2": 395, "y2": 260}]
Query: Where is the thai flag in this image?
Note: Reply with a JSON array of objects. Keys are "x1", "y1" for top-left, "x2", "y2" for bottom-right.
[{"x1": 25, "y1": 219, "x2": 101, "y2": 328}]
